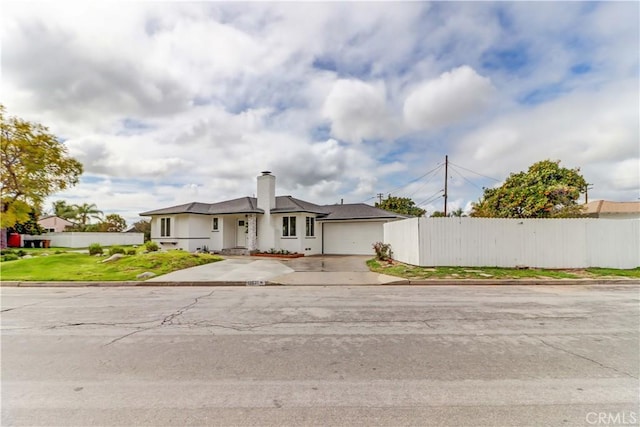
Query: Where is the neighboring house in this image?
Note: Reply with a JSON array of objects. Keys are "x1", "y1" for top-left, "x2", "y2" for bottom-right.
[
  {"x1": 140, "y1": 172, "x2": 407, "y2": 255},
  {"x1": 583, "y1": 200, "x2": 640, "y2": 219},
  {"x1": 38, "y1": 215, "x2": 75, "y2": 232}
]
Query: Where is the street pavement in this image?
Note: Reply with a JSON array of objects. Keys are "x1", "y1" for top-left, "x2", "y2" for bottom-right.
[{"x1": 1, "y1": 284, "x2": 638, "y2": 426}]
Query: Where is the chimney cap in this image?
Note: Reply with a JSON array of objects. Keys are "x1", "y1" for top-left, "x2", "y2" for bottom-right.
[{"x1": 261, "y1": 171, "x2": 272, "y2": 175}]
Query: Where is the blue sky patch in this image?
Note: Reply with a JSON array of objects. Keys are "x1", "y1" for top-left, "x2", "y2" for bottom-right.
[
  {"x1": 520, "y1": 83, "x2": 567, "y2": 105},
  {"x1": 570, "y1": 63, "x2": 591, "y2": 75},
  {"x1": 481, "y1": 44, "x2": 530, "y2": 72}
]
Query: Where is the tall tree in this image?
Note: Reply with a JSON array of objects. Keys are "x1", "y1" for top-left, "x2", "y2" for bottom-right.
[
  {"x1": 470, "y1": 160, "x2": 587, "y2": 218},
  {"x1": 0, "y1": 105, "x2": 83, "y2": 228},
  {"x1": 131, "y1": 219, "x2": 151, "y2": 241},
  {"x1": 73, "y1": 203, "x2": 103, "y2": 227},
  {"x1": 376, "y1": 196, "x2": 426, "y2": 217},
  {"x1": 98, "y1": 213, "x2": 127, "y2": 232},
  {"x1": 52, "y1": 200, "x2": 77, "y2": 220}
]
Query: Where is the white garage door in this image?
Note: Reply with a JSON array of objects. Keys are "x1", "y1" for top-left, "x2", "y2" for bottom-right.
[{"x1": 323, "y1": 222, "x2": 384, "y2": 255}]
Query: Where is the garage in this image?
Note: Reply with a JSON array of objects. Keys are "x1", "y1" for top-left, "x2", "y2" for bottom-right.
[{"x1": 322, "y1": 221, "x2": 384, "y2": 255}]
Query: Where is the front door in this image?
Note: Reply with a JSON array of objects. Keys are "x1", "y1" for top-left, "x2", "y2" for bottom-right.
[{"x1": 236, "y1": 219, "x2": 246, "y2": 247}]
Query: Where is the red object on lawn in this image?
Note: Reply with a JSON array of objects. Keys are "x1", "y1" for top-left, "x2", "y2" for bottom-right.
[{"x1": 7, "y1": 233, "x2": 21, "y2": 248}]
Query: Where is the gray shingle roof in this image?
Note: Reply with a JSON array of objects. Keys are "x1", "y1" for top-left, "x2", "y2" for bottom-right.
[
  {"x1": 273, "y1": 196, "x2": 328, "y2": 214},
  {"x1": 140, "y1": 197, "x2": 262, "y2": 216},
  {"x1": 317, "y1": 203, "x2": 408, "y2": 221},
  {"x1": 141, "y1": 196, "x2": 406, "y2": 220}
]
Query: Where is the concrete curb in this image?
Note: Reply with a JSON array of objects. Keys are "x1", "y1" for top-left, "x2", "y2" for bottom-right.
[
  {"x1": 406, "y1": 279, "x2": 640, "y2": 286},
  {"x1": 2, "y1": 279, "x2": 638, "y2": 287}
]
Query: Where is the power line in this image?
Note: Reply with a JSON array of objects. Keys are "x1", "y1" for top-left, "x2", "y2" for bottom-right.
[
  {"x1": 385, "y1": 163, "x2": 444, "y2": 196},
  {"x1": 448, "y1": 164, "x2": 485, "y2": 192},
  {"x1": 416, "y1": 189, "x2": 444, "y2": 207},
  {"x1": 448, "y1": 161, "x2": 500, "y2": 182}
]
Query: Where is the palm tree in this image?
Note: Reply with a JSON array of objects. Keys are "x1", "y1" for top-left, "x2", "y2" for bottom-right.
[
  {"x1": 449, "y1": 208, "x2": 466, "y2": 217},
  {"x1": 52, "y1": 200, "x2": 77, "y2": 220},
  {"x1": 73, "y1": 203, "x2": 103, "y2": 227}
]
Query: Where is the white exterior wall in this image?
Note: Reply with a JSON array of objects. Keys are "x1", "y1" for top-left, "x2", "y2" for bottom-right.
[
  {"x1": 210, "y1": 216, "x2": 224, "y2": 251},
  {"x1": 42, "y1": 232, "x2": 144, "y2": 248},
  {"x1": 385, "y1": 217, "x2": 640, "y2": 269},
  {"x1": 303, "y1": 216, "x2": 322, "y2": 255},
  {"x1": 275, "y1": 213, "x2": 303, "y2": 254},
  {"x1": 151, "y1": 214, "x2": 210, "y2": 252}
]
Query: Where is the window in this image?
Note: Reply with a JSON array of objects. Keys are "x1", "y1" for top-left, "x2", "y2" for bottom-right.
[
  {"x1": 160, "y1": 217, "x2": 171, "y2": 237},
  {"x1": 282, "y1": 216, "x2": 296, "y2": 237},
  {"x1": 212, "y1": 218, "x2": 219, "y2": 231},
  {"x1": 305, "y1": 217, "x2": 315, "y2": 237}
]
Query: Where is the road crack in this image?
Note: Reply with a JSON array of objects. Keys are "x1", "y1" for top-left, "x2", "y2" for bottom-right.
[
  {"x1": 104, "y1": 290, "x2": 215, "y2": 346},
  {"x1": 530, "y1": 335, "x2": 637, "y2": 379}
]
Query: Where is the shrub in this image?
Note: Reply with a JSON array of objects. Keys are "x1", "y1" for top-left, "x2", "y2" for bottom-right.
[
  {"x1": 17, "y1": 249, "x2": 26, "y2": 257},
  {"x1": 372, "y1": 242, "x2": 391, "y2": 261},
  {"x1": 145, "y1": 241, "x2": 159, "y2": 252},
  {"x1": 126, "y1": 249, "x2": 137, "y2": 256},
  {"x1": 88, "y1": 243, "x2": 103, "y2": 256},
  {"x1": 109, "y1": 246, "x2": 125, "y2": 256},
  {"x1": 0, "y1": 249, "x2": 14, "y2": 255},
  {"x1": 1, "y1": 254, "x2": 19, "y2": 262}
]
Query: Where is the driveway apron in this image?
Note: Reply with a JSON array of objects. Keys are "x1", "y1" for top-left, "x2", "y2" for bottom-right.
[
  {"x1": 271, "y1": 255, "x2": 407, "y2": 286},
  {"x1": 147, "y1": 255, "x2": 406, "y2": 286}
]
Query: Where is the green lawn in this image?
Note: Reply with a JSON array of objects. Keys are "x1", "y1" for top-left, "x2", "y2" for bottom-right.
[
  {"x1": 0, "y1": 250, "x2": 223, "y2": 281},
  {"x1": 367, "y1": 259, "x2": 640, "y2": 280}
]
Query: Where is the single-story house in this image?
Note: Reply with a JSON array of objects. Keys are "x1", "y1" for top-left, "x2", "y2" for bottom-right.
[
  {"x1": 583, "y1": 200, "x2": 640, "y2": 219},
  {"x1": 140, "y1": 172, "x2": 407, "y2": 255},
  {"x1": 38, "y1": 215, "x2": 75, "y2": 233}
]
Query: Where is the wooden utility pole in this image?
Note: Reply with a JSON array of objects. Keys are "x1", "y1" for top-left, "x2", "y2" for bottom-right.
[
  {"x1": 443, "y1": 155, "x2": 448, "y2": 216},
  {"x1": 377, "y1": 193, "x2": 384, "y2": 204},
  {"x1": 584, "y1": 183, "x2": 593, "y2": 204}
]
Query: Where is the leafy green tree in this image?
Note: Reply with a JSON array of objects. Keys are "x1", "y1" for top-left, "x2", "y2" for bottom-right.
[
  {"x1": 470, "y1": 160, "x2": 587, "y2": 218},
  {"x1": 98, "y1": 213, "x2": 127, "y2": 232},
  {"x1": 73, "y1": 203, "x2": 103, "y2": 227},
  {"x1": 1, "y1": 105, "x2": 83, "y2": 228},
  {"x1": 430, "y1": 211, "x2": 446, "y2": 217},
  {"x1": 132, "y1": 219, "x2": 151, "y2": 241},
  {"x1": 376, "y1": 196, "x2": 426, "y2": 217},
  {"x1": 8, "y1": 209, "x2": 45, "y2": 235}
]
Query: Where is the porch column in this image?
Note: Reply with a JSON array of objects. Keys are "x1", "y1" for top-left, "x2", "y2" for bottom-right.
[{"x1": 247, "y1": 214, "x2": 257, "y2": 252}]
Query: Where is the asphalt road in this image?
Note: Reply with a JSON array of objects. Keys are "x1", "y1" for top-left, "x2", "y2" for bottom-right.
[{"x1": 1, "y1": 285, "x2": 638, "y2": 426}]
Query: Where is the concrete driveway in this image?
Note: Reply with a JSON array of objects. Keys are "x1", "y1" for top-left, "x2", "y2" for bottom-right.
[{"x1": 147, "y1": 255, "x2": 406, "y2": 285}]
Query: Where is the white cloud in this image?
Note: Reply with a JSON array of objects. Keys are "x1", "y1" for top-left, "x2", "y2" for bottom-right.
[
  {"x1": 403, "y1": 66, "x2": 494, "y2": 131},
  {"x1": 323, "y1": 79, "x2": 398, "y2": 143},
  {"x1": 2, "y1": 1, "x2": 638, "y2": 221}
]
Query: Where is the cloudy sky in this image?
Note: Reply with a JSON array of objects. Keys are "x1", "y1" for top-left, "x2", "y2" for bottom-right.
[{"x1": 2, "y1": 1, "x2": 638, "y2": 224}]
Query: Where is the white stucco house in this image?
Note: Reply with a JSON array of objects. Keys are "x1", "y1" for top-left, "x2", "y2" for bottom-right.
[
  {"x1": 38, "y1": 215, "x2": 75, "y2": 232},
  {"x1": 140, "y1": 172, "x2": 407, "y2": 255}
]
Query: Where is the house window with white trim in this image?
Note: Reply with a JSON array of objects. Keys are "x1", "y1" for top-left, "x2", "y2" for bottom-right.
[
  {"x1": 305, "y1": 217, "x2": 315, "y2": 237},
  {"x1": 160, "y1": 217, "x2": 171, "y2": 237},
  {"x1": 282, "y1": 216, "x2": 296, "y2": 237},
  {"x1": 212, "y1": 217, "x2": 219, "y2": 231}
]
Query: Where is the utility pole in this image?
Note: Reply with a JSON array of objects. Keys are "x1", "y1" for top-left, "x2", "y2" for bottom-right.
[
  {"x1": 377, "y1": 193, "x2": 384, "y2": 204},
  {"x1": 443, "y1": 155, "x2": 448, "y2": 216},
  {"x1": 584, "y1": 183, "x2": 593, "y2": 204}
]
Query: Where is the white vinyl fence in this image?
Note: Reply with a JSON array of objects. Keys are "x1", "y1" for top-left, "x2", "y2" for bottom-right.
[
  {"x1": 36, "y1": 232, "x2": 144, "y2": 248},
  {"x1": 384, "y1": 217, "x2": 640, "y2": 269}
]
